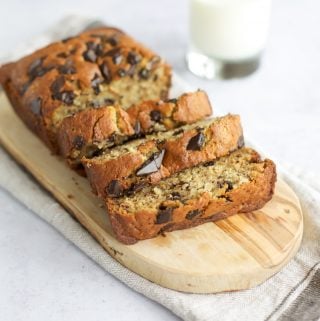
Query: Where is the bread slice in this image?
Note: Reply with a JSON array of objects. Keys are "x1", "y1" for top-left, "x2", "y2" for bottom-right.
[
  {"x1": 106, "y1": 148, "x2": 276, "y2": 244},
  {"x1": 82, "y1": 114, "x2": 243, "y2": 199},
  {"x1": 57, "y1": 91, "x2": 212, "y2": 169},
  {"x1": 0, "y1": 27, "x2": 171, "y2": 152}
]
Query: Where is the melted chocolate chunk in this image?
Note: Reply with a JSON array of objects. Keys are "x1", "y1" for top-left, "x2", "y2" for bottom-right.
[
  {"x1": 134, "y1": 121, "x2": 141, "y2": 136},
  {"x1": 203, "y1": 160, "x2": 215, "y2": 167},
  {"x1": 156, "y1": 207, "x2": 173, "y2": 224},
  {"x1": 186, "y1": 209, "x2": 202, "y2": 220},
  {"x1": 150, "y1": 110, "x2": 162, "y2": 122},
  {"x1": 50, "y1": 76, "x2": 65, "y2": 98},
  {"x1": 172, "y1": 128, "x2": 184, "y2": 136},
  {"x1": 60, "y1": 91, "x2": 75, "y2": 105},
  {"x1": 237, "y1": 134, "x2": 245, "y2": 148},
  {"x1": 104, "y1": 98, "x2": 115, "y2": 106},
  {"x1": 28, "y1": 57, "x2": 44, "y2": 76},
  {"x1": 127, "y1": 64, "x2": 136, "y2": 77},
  {"x1": 104, "y1": 48, "x2": 122, "y2": 63},
  {"x1": 217, "y1": 180, "x2": 233, "y2": 191},
  {"x1": 72, "y1": 135, "x2": 85, "y2": 149},
  {"x1": 83, "y1": 49, "x2": 97, "y2": 63},
  {"x1": 91, "y1": 73, "x2": 103, "y2": 94},
  {"x1": 136, "y1": 150, "x2": 165, "y2": 176},
  {"x1": 117, "y1": 69, "x2": 126, "y2": 77},
  {"x1": 85, "y1": 145, "x2": 101, "y2": 158},
  {"x1": 88, "y1": 100, "x2": 103, "y2": 108},
  {"x1": 58, "y1": 62, "x2": 77, "y2": 75},
  {"x1": 106, "y1": 180, "x2": 123, "y2": 197},
  {"x1": 30, "y1": 97, "x2": 42, "y2": 115},
  {"x1": 186, "y1": 132, "x2": 205, "y2": 151},
  {"x1": 125, "y1": 181, "x2": 147, "y2": 196},
  {"x1": 127, "y1": 52, "x2": 141, "y2": 65},
  {"x1": 99, "y1": 63, "x2": 111, "y2": 83},
  {"x1": 169, "y1": 192, "x2": 181, "y2": 200},
  {"x1": 106, "y1": 36, "x2": 118, "y2": 46},
  {"x1": 139, "y1": 68, "x2": 150, "y2": 80}
]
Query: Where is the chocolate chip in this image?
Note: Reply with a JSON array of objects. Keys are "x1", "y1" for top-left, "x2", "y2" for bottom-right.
[
  {"x1": 72, "y1": 135, "x2": 85, "y2": 149},
  {"x1": 127, "y1": 52, "x2": 141, "y2": 65},
  {"x1": 28, "y1": 57, "x2": 44, "y2": 76},
  {"x1": 88, "y1": 100, "x2": 102, "y2": 108},
  {"x1": 104, "y1": 98, "x2": 115, "y2": 106},
  {"x1": 217, "y1": 180, "x2": 233, "y2": 191},
  {"x1": 83, "y1": 49, "x2": 97, "y2": 62},
  {"x1": 186, "y1": 132, "x2": 205, "y2": 151},
  {"x1": 99, "y1": 63, "x2": 111, "y2": 83},
  {"x1": 30, "y1": 97, "x2": 42, "y2": 115},
  {"x1": 85, "y1": 145, "x2": 101, "y2": 158},
  {"x1": 134, "y1": 121, "x2": 141, "y2": 136},
  {"x1": 225, "y1": 180, "x2": 233, "y2": 191},
  {"x1": 204, "y1": 160, "x2": 215, "y2": 167},
  {"x1": 86, "y1": 41, "x2": 103, "y2": 56},
  {"x1": 139, "y1": 68, "x2": 150, "y2": 80},
  {"x1": 106, "y1": 180, "x2": 123, "y2": 197},
  {"x1": 169, "y1": 192, "x2": 181, "y2": 200},
  {"x1": 58, "y1": 63, "x2": 77, "y2": 75},
  {"x1": 150, "y1": 110, "x2": 162, "y2": 122},
  {"x1": 60, "y1": 91, "x2": 75, "y2": 105},
  {"x1": 106, "y1": 37, "x2": 118, "y2": 46},
  {"x1": 127, "y1": 64, "x2": 136, "y2": 77},
  {"x1": 238, "y1": 134, "x2": 245, "y2": 148},
  {"x1": 117, "y1": 69, "x2": 126, "y2": 77},
  {"x1": 50, "y1": 76, "x2": 65, "y2": 97},
  {"x1": 156, "y1": 207, "x2": 173, "y2": 224},
  {"x1": 91, "y1": 73, "x2": 103, "y2": 94},
  {"x1": 126, "y1": 181, "x2": 147, "y2": 195},
  {"x1": 136, "y1": 149, "x2": 165, "y2": 176},
  {"x1": 104, "y1": 48, "x2": 122, "y2": 63},
  {"x1": 172, "y1": 128, "x2": 184, "y2": 136},
  {"x1": 186, "y1": 209, "x2": 202, "y2": 220}
]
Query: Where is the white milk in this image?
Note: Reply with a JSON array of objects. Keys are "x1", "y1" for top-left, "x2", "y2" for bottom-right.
[{"x1": 190, "y1": 0, "x2": 272, "y2": 62}]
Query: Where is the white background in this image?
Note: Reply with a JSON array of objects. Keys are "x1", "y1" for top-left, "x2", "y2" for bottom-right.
[{"x1": 0, "y1": 1, "x2": 319, "y2": 320}]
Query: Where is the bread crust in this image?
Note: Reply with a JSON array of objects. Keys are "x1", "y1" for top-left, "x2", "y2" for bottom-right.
[
  {"x1": 0, "y1": 27, "x2": 172, "y2": 153},
  {"x1": 83, "y1": 114, "x2": 243, "y2": 198},
  {"x1": 106, "y1": 154, "x2": 277, "y2": 244}
]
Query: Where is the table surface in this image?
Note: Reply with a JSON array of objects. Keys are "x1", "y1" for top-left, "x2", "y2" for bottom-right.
[{"x1": 0, "y1": 1, "x2": 319, "y2": 320}]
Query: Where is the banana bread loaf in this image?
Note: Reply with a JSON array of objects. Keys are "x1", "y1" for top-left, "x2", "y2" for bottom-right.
[
  {"x1": 57, "y1": 90, "x2": 212, "y2": 169},
  {"x1": 0, "y1": 27, "x2": 171, "y2": 152},
  {"x1": 106, "y1": 148, "x2": 276, "y2": 244},
  {"x1": 83, "y1": 114, "x2": 243, "y2": 199}
]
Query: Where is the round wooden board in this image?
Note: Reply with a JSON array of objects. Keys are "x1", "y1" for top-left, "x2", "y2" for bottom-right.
[{"x1": 0, "y1": 92, "x2": 303, "y2": 293}]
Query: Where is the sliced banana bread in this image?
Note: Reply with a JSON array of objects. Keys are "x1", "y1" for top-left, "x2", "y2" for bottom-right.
[
  {"x1": 82, "y1": 114, "x2": 243, "y2": 199},
  {"x1": 106, "y1": 148, "x2": 276, "y2": 244},
  {"x1": 0, "y1": 27, "x2": 171, "y2": 152},
  {"x1": 57, "y1": 90, "x2": 212, "y2": 169}
]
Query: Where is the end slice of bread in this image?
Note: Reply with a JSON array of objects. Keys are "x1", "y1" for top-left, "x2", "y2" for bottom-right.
[
  {"x1": 57, "y1": 90, "x2": 212, "y2": 169},
  {"x1": 106, "y1": 148, "x2": 277, "y2": 244}
]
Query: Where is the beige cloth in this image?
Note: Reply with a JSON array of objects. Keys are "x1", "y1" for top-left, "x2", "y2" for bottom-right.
[{"x1": 0, "y1": 17, "x2": 319, "y2": 321}]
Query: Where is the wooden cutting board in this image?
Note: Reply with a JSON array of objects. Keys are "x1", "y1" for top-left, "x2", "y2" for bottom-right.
[{"x1": 0, "y1": 91, "x2": 303, "y2": 294}]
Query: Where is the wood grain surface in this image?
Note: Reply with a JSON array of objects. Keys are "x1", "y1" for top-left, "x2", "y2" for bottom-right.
[{"x1": 0, "y1": 92, "x2": 303, "y2": 293}]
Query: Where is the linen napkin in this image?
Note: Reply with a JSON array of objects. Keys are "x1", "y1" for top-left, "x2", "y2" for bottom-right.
[{"x1": 0, "y1": 16, "x2": 319, "y2": 321}]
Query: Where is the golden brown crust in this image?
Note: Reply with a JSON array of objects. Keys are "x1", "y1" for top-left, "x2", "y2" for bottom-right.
[
  {"x1": 126, "y1": 90, "x2": 212, "y2": 132},
  {"x1": 106, "y1": 154, "x2": 277, "y2": 244},
  {"x1": 83, "y1": 114, "x2": 243, "y2": 198},
  {"x1": 0, "y1": 27, "x2": 172, "y2": 153},
  {"x1": 57, "y1": 91, "x2": 212, "y2": 168}
]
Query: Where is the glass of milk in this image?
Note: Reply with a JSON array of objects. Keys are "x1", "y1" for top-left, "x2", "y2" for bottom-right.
[{"x1": 186, "y1": 0, "x2": 272, "y2": 79}]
